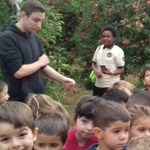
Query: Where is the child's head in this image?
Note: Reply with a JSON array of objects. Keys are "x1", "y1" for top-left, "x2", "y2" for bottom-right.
[
  {"x1": 74, "y1": 96, "x2": 103, "y2": 140},
  {"x1": 102, "y1": 26, "x2": 117, "y2": 46},
  {"x1": 26, "y1": 94, "x2": 70, "y2": 121},
  {"x1": 128, "y1": 104, "x2": 150, "y2": 140},
  {"x1": 0, "y1": 81, "x2": 9, "y2": 105},
  {"x1": 127, "y1": 136, "x2": 150, "y2": 150},
  {"x1": 113, "y1": 80, "x2": 136, "y2": 96},
  {"x1": 127, "y1": 90, "x2": 150, "y2": 108},
  {"x1": 93, "y1": 101, "x2": 130, "y2": 150},
  {"x1": 102, "y1": 26, "x2": 117, "y2": 38},
  {"x1": 0, "y1": 101, "x2": 37, "y2": 150},
  {"x1": 142, "y1": 65, "x2": 150, "y2": 87},
  {"x1": 102, "y1": 88, "x2": 129, "y2": 108},
  {"x1": 34, "y1": 114, "x2": 69, "y2": 150}
]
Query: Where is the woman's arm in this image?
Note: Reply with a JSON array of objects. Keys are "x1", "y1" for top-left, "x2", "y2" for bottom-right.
[
  {"x1": 92, "y1": 62, "x2": 97, "y2": 72},
  {"x1": 101, "y1": 67, "x2": 124, "y2": 75},
  {"x1": 92, "y1": 62, "x2": 102, "y2": 78},
  {"x1": 113, "y1": 67, "x2": 124, "y2": 75}
]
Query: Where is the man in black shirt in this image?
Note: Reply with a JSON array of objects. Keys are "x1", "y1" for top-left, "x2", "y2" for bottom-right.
[{"x1": 0, "y1": 0, "x2": 75, "y2": 102}]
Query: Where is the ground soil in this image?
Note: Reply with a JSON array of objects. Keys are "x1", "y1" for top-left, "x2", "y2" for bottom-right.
[{"x1": 63, "y1": 74, "x2": 138, "y2": 116}]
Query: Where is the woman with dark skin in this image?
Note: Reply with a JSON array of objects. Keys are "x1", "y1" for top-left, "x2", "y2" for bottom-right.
[{"x1": 92, "y1": 26, "x2": 125, "y2": 97}]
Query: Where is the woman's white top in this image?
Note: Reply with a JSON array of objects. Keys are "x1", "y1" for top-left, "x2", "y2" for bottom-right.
[{"x1": 92, "y1": 44, "x2": 125, "y2": 88}]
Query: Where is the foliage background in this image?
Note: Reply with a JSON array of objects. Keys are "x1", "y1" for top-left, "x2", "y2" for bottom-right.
[
  {"x1": 0, "y1": 0, "x2": 150, "y2": 106},
  {"x1": 43, "y1": 0, "x2": 150, "y2": 90}
]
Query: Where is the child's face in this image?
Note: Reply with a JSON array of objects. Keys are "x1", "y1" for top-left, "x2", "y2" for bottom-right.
[
  {"x1": 75, "y1": 116, "x2": 94, "y2": 140},
  {"x1": 102, "y1": 31, "x2": 115, "y2": 46},
  {"x1": 0, "y1": 122, "x2": 37, "y2": 150},
  {"x1": 34, "y1": 134, "x2": 64, "y2": 150},
  {"x1": 129, "y1": 117, "x2": 150, "y2": 140},
  {"x1": 0, "y1": 85, "x2": 9, "y2": 105},
  {"x1": 95, "y1": 121, "x2": 130, "y2": 150},
  {"x1": 143, "y1": 70, "x2": 150, "y2": 86}
]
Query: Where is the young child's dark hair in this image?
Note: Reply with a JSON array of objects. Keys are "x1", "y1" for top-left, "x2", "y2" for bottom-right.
[
  {"x1": 0, "y1": 81, "x2": 7, "y2": 93},
  {"x1": 93, "y1": 101, "x2": 130, "y2": 129},
  {"x1": 127, "y1": 90, "x2": 150, "y2": 108},
  {"x1": 34, "y1": 114, "x2": 69, "y2": 144},
  {"x1": 102, "y1": 88, "x2": 129, "y2": 104},
  {"x1": 102, "y1": 26, "x2": 117, "y2": 37},
  {"x1": 0, "y1": 101, "x2": 34, "y2": 131},
  {"x1": 74, "y1": 96, "x2": 103, "y2": 121},
  {"x1": 142, "y1": 65, "x2": 150, "y2": 79}
]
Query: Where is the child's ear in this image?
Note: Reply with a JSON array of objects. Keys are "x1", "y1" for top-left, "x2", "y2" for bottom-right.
[
  {"x1": 94, "y1": 127, "x2": 103, "y2": 139},
  {"x1": 33, "y1": 128, "x2": 38, "y2": 142},
  {"x1": 62, "y1": 138, "x2": 68, "y2": 149}
]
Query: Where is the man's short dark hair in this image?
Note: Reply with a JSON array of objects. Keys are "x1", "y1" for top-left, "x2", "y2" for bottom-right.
[
  {"x1": 0, "y1": 101, "x2": 34, "y2": 131},
  {"x1": 93, "y1": 101, "x2": 130, "y2": 129},
  {"x1": 34, "y1": 114, "x2": 69, "y2": 144},
  {"x1": 74, "y1": 96, "x2": 103, "y2": 121},
  {"x1": 21, "y1": 0, "x2": 45, "y2": 17},
  {"x1": 102, "y1": 26, "x2": 117, "y2": 37},
  {"x1": 127, "y1": 90, "x2": 150, "y2": 108},
  {"x1": 102, "y1": 88, "x2": 129, "y2": 104}
]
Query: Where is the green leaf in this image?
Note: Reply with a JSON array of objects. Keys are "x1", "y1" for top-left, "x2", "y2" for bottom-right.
[
  {"x1": 49, "y1": 39, "x2": 56, "y2": 44},
  {"x1": 54, "y1": 32, "x2": 62, "y2": 37}
]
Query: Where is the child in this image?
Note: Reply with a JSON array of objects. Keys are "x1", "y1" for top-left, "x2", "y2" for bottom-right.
[
  {"x1": 34, "y1": 114, "x2": 69, "y2": 150},
  {"x1": 113, "y1": 80, "x2": 136, "y2": 96},
  {"x1": 86, "y1": 101, "x2": 130, "y2": 150},
  {"x1": 142, "y1": 65, "x2": 150, "y2": 92},
  {"x1": 92, "y1": 26, "x2": 125, "y2": 97},
  {"x1": 102, "y1": 87, "x2": 129, "y2": 108},
  {"x1": 0, "y1": 81, "x2": 9, "y2": 105},
  {"x1": 64, "y1": 96, "x2": 103, "y2": 150},
  {"x1": 0, "y1": 101, "x2": 38, "y2": 150},
  {"x1": 127, "y1": 90, "x2": 150, "y2": 108},
  {"x1": 26, "y1": 94, "x2": 70, "y2": 121},
  {"x1": 127, "y1": 136, "x2": 150, "y2": 150},
  {"x1": 128, "y1": 104, "x2": 150, "y2": 140}
]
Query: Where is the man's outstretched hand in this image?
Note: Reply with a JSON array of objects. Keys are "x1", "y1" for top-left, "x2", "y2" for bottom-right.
[{"x1": 62, "y1": 77, "x2": 76, "y2": 89}]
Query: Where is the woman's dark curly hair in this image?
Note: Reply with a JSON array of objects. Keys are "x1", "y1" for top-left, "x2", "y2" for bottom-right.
[{"x1": 102, "y1": 26, "x2": 117, "y2": 38}]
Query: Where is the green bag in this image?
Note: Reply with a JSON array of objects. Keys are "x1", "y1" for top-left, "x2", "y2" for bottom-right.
[
  {"x1": 89, "y1": 71, "x2": 96, "y2": 83},
  {"x1": 89, "y1": 45, "x2": 101, "y2": 83}
]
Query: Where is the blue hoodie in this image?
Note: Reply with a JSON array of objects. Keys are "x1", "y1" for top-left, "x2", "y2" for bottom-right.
[{"x1": 86, "y1": 143, "x2": 127, "y2": 150}]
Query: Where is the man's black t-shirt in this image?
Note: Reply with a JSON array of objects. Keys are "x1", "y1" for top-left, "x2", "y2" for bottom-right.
[{"x1": 0, "y1": 21, "x2": 46, "y2": 102}]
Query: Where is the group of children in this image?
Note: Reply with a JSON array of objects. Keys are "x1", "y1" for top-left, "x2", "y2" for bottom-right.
[{"x1": 0, "y1": 66, "x2": 150, "y2": 150}]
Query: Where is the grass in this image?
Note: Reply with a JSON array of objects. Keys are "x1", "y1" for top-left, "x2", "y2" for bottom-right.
[
  {"x1": 45, "y1": 73, "x2": 141, "y2": 116},
  {"x1": 45, "y1": 75, "x2": 92, "y2": 116}
]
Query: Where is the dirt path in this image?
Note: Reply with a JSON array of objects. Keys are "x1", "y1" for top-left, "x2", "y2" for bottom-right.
[
  {"x1": 63, "y1": 74, "x2": 138, "y2": 115},
  {"x1": 63, "y1": 85, "x2": 93, "y2": 115}
]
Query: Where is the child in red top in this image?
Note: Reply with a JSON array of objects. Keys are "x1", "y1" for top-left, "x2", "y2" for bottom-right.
[{"x1": 64, "y1": 96, "x2": 102, "y2": 150}]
